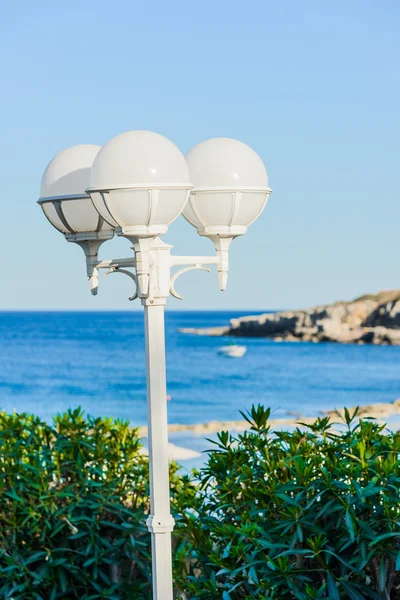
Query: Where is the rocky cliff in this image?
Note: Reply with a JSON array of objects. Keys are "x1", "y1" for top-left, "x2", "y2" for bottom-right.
[{"x1": 179, "y1": 290, "x2": 400, "y2": 345}]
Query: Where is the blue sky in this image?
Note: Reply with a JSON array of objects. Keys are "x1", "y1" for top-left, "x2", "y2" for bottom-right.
[{"x1": 0, "y1": 0, "x2": 399, "y2": 310}]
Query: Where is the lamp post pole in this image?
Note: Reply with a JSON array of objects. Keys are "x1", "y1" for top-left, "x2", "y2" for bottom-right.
[
  {"x1": 144, "y1": 301, "x2": 174, "y2": 599},
  {"x1": 140, "y1": 239, "x2": 175, "y2": 600}
]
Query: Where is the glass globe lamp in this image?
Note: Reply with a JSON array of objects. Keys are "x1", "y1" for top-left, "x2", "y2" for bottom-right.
[
  {"x1": 87, "y1": 130, "x2": 192, "y2": 238},
  {"x1": 38, "y1": 144, "x2": 114, "y2": 241},
  {"x1": 38, "y1": 144, "x2": 115, "y2": 295},
  {"x1": 183, "y1": 137, "x2": 272, "y2": 238}
]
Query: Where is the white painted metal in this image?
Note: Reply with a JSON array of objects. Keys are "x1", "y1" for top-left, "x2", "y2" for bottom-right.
[
  {"x1": 143, "y1": 301, "x2": 174, "y2": 600},
  {"x1": 170, "y1": 265, "x2": 211, "y2": 299},
  {"x1": 64, "y1": 231, "x2": 114, "y2": 295},
  {"x1": 104, "y1": 268, "x2": 139, "y2": 301},
  {"x1": 95, "y1": 257, "x2": 136, "y2": 269}
]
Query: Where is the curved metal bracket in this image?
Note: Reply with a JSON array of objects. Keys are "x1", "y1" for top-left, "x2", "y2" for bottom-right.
[
  {"x1": 104, "y1": 267, "x2": 139, "y2": 301},
  {"x1": 170, "y1": 265, "x2": 211, "y2": 300}
]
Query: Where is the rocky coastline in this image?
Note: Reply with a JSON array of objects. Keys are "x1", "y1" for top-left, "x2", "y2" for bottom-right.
[{"x1": 179, "y1": 290, "x2": 400, "y2": 345}]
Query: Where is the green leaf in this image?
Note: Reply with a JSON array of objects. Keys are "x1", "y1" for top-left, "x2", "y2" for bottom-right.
[
  {"x1": 222, "y1": 540, "x2": 232, "y2": 559},
  {"x1": 379, "y1": 557, "x2": 386, "y2": 592},
  {"x1": 345, "y1": 510, "x2": 355, "y2": 542},
  {"x1": 24, "y1": 551, "x2": 48, "y2": 565},
  {"x1": 340, "y1": 581, "x2": 366, "y2": 600},
  {"x1": 327, "y1": 572, "x2": 340, "y2": 600},
  {"x1": 396, "y1": 549, "x2": 400, "y2": 571},
  {"x1": 369, "y1": 532, "x2": 400, "y2": 546},
  {"x1": 249, "y1": 566, "x2": 259, "y2": 584}
]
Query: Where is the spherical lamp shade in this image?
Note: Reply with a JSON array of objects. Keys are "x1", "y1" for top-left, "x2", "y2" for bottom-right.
[
  {"x1": 183, "y1": 138, "x2": 272, "y2": 237},
  {"x1": 87, "y1": 130, "x2": 192, "y2": 238},
  {"x1": 38, "y1": 144, "x2": 114, "y2": 239}
]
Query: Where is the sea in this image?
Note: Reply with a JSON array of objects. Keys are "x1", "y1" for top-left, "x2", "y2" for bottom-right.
[
  {"x1": 1, "y1": 309, "x2": 399, "y2": 422},
  {"x1": 0, "y1": 310, "x2": 399, "y2": 466}
]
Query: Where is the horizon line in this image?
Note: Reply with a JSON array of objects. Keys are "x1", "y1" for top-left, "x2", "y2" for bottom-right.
[{"x1": 0, "y1": 308, "x2": 276, "y2": 313}]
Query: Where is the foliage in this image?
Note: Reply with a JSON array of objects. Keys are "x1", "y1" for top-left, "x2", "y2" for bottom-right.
[
  {"x1": 1, "y1": 405, "x2": 400, "y2": 599},
  {"x1": 175, "y1": 406, "x2": 400, "y2": 599},
  {"x1": 0, "y1": 408, "x2": 182, "y2": 599}
]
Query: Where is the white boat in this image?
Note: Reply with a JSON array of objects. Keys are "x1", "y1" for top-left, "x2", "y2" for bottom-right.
[{"x1": 218, "y1": 344, "x2": 247, "y2": 358}]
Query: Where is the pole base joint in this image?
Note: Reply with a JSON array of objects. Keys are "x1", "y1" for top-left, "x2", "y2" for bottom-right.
[{"x1": 146, "y1": 515, "x2": 175, "y2": 534}]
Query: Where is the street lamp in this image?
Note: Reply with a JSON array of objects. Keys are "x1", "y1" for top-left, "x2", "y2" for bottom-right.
[
  {"x1": 38, "y1": 144, "x2": 115, "y2": 294},
  {"x1": 38, "y1": 130, "x2": 272, "y2": 600}
]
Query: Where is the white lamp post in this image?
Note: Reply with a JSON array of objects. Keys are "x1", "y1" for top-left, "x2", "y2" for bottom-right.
[{"x1": 38, "y1": 131, "x2": 271, "y2": 600}]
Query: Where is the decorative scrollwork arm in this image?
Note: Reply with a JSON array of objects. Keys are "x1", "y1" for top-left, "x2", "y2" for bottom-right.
[
  {"x1": 104, "y1": 267, "x2": 139, "y2": 301},
  {"x1": 170, "y1": 265, "x2": 211, "y2": 300}
]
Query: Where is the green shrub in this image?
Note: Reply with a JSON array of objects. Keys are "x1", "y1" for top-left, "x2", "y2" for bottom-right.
[
  {"x1": 175, "y1": 406, "x2": 400, "y2": 599},
  {"x1": 1, "y1": 406, "x2": 399, "y2": 599},
  {"x1": 0, "y1": 408, "x2": 182, "y2": 600}
]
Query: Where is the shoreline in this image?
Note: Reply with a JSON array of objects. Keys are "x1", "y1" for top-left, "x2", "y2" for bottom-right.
[{"x1": 138, "y1": 399, "x2": 400, "y2": 437}]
